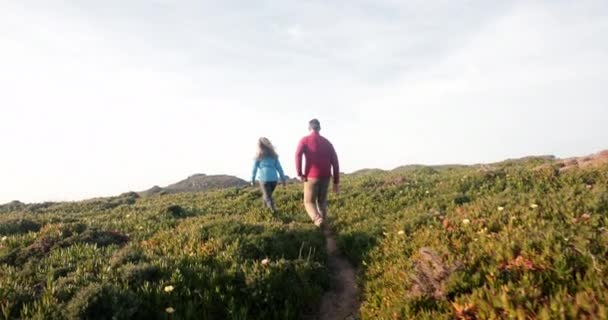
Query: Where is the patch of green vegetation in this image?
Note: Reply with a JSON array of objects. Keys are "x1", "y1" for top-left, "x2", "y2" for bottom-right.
[
  {"x1": 330, "y1": 161, "x2": 608, "y2": 319},
  {"x1": 1, "y1": 157, "x2": 607, "y2": 319},
  {"x1": 0, "y1": 189, "x2": 327, "y2": 319}
]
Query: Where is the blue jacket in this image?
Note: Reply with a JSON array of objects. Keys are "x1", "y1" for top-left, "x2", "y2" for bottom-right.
[{"x1": 252, "y1": 157, "x2": 286, "y2": 183}]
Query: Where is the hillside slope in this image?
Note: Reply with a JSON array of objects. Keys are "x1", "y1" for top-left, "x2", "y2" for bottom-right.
[
  {"x1": 140, "y1": 174, "x2": 249, "y2": 196},
  {"x1": 1, "y1": 152, "x2": 607, "y2": 319}
]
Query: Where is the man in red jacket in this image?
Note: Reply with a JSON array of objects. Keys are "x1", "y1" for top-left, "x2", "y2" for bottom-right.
[{"x1": 295, "y1": 119, "x2": 340, "y2": 227}]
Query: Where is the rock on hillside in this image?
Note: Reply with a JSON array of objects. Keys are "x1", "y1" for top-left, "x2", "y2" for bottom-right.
[
  {"x1": 350, "y1": 168, "x2": 387, "y2": 176},
  {"x1": 283, "y1": 176, "x2": 301, "y2": 184},
  {"x1": 559, "y1": 150, "x2": 608, "y2": 170},
  {"x1": 140, "y1": 185, "x2": 164, "y2": 197},
  {"x1": 140, "y1": 174, "x2": 249, "y2": 196},
  {"x1": 392, "y1": 164, "x2": 469, "y2": 173},
  {"x1": 0, "y1": 200, "x2": 26, "y2": 213}
]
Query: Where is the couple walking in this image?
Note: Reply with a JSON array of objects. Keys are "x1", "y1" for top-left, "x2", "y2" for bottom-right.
[{"x1": 251, "y1": 119, "x2": 340, "y2": 227}]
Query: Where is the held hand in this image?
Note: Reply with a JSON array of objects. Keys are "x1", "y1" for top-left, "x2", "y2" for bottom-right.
[{"x1": 333, "y1": 184, "x2": 340, "y2": 194}]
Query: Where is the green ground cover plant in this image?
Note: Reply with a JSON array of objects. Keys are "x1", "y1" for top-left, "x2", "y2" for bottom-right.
[{"x1": 1, "y1": 158, "x2": 607, "y2": 319}]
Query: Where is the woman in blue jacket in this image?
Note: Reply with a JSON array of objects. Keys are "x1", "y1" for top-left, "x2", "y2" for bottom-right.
[{"x1": 252, "y1": 137, "x2": 286, "y2": 212}]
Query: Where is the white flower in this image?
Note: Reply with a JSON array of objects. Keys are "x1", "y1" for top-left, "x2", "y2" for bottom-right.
[
  {"x1": 126, "y1": 214, "x2": 131, "y2": 218},
  {"x1": 164, "y1": 285, "x2": 174, "y2": 293},
  {"x1": 425, "y1": 190, "x2": 430, "y2": 194},
  {"x1": 138, "y1": 226, "x2": 144, "y2": 230},
  {"x1": 382, "y1": 232, "x2": 389, "y2": 236},
  {"x1": 398, "y1": 230, "x2": 405, "y2": 235},
  {"x1": 261, "y1": 258, "x2": 270, "y2": 266},
  {"x1": 498, "y1": 206, "x2": 505, "y2": 211},
  {"x1": 530, "y1": 204, "x2": 539, "y2": 209},
  {"x1": 462, "y1": 219, "x2": 471, "y2": 225},
  {"x1": 166, "y1": 307, "x2": 175, "y2": 314},
  {"x1": 1, "y1": 236, "x2": 7, "y2": 242}
]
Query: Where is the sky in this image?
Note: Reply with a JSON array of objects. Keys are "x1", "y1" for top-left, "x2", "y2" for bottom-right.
[{"x1": 1, "y1": 0, "x2": 607, "y2": 203}]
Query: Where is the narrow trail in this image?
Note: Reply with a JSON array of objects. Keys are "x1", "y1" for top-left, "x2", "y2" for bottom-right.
[{"x1": 317, "y1": 225, "x2": 360, "y2": 320}]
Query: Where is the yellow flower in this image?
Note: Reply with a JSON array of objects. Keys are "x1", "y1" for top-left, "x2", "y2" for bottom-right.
[
  {"x1": 398, "y1": 230, "x2": 405, "y2": 235},
  {"x1": 261, "y1": 258, "x2": 270, "y2": 266},
  {"x1": 530, "y1": 204, "x2": 539, "y2": 209},
  {"x1": 498, "y1": 206, "x2": 505, "y2": 211},
  {"x1": 164, "y1": 285, "x2": 174, "y2": 293},
  {"x1": 462, "y1": 219, "x2": 471, "y2": 225},
  {"x1": 166, "y1": 307, "x2": 175, "y2": 314},
  {"x1": 1, "y1": 236, "x2": 7, "y2": 242}
]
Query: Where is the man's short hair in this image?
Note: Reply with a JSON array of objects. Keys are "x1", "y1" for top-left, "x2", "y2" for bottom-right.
[{"x1": 309, "y1": 119, "x2": 321, "y2": 131}]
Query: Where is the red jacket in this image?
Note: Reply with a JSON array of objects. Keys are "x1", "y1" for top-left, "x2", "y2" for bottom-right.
[{"x1": 295, "y1": 131, "x2": 340, "y2": 184}]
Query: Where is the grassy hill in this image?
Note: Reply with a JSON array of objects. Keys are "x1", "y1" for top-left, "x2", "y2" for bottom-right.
[
  {"x1": 139, "y1": 174, "x2": 249, "y2": 196},
  {"x1": 1, "y1": 154, "x2": 607, "y2": 319}
]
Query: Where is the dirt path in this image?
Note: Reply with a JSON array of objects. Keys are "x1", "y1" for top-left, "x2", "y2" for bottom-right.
[{"x1": 317, "y1": 225, "x2": 360, "y2": 320}]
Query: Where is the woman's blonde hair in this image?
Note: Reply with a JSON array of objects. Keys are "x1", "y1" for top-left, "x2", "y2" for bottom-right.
[{"x1": 256, "y1": 137, "x2": 278, "y2": 160}]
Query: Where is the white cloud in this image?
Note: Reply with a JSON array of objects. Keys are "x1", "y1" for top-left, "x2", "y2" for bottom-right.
[
  {"x1": 353, "y1": 1, "x2": 608, "y2": 167},
  {"x1": 285, "y1": 24, "x2": 304, "y2": 40},
  {"x1": 0, "y1": 0, "x2": 607, "y2": 203}
]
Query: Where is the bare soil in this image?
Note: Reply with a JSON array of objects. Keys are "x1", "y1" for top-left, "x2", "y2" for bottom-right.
[{"x1": 317, "y1": 225, "x2": 360, "y2": 320}]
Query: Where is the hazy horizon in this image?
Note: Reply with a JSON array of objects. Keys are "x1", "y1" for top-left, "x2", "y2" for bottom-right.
[
  {"x1": 2, "y1": 0, "x2": 608, "y2": 204},
  {"x1": 1, "y1": 147, "x2": 605, "y2": 204}
]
